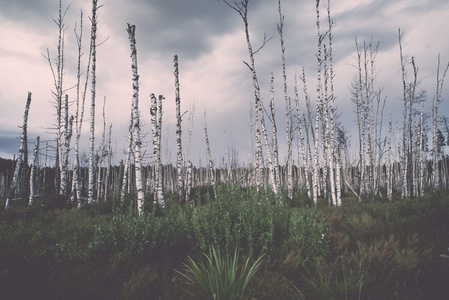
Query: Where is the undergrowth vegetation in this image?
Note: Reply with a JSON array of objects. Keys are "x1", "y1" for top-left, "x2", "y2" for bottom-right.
[{"x1": 1, "y1": 185, "x2": 449, "y2": 299}]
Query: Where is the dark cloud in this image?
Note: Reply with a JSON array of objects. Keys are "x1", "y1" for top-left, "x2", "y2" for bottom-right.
[
  {"x1": 0, "y1": 133, "x2": 20, "y2": 159},
  {"x1": 102, "y1": 0, "x2": 244, "y2": 61}
]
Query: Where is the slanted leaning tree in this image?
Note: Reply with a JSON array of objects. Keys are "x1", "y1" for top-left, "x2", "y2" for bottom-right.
[{"x1": 5, "y1": 92, "x2": 32, "y2": 210}]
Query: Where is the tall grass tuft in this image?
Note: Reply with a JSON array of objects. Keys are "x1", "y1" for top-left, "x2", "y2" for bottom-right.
[{"x1": 176, "y1": 245, "x2": 264, "y2": 300}]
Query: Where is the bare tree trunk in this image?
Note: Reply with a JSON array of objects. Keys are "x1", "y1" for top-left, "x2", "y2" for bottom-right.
[
  {"x1": 150, "y1": 94, "x2": 166, "y2": 208},
  {"x1": 326, "y1": 1, "x2": 341, "y2": 206},
  {"x1": 186, "y1": 101, "x2": 196, "y2": 202},
  {"x1": 61, "y1": 94, "x2": 73, "y2": 197},
  {"x1": 433, "y1": 54, "x2": 449, "y2": 188},
  {"x1": 174, "y1": 55, "x2": 184, "y2": 202},
  {"x1": 28, "y1": 136, "x2": 40, "y2": 207},
  {"x1": 121, "y1": 111, "x2": 133, "y2": 201},
  {"x1": 127, "y1": 24, "x2": 145, "y2": 215},
  {"x1": 355, "y1": 38, "x2": 366, "y2": 200},
  {"x1": 223, "y1": 0, "x2": 277, "y2": 195},
  {"x1": 5, "y1": 92, "x2": 32, "y2": 210},
  {"x1": 387, "y1": 114, "x2": 392, "y2": 200},
  {"x1": 312, "y1": 0, "x2": 323, "y2": 204},
  {"x1": 105, "y1": 124, "x2": 112, "y2": 199},
  {"x1": 269, "y1": 73, "x2": 280, "y2": 190},
  {"x1": 72, "y1": 9, "x2": 91, "y2": 208},
  {"x1": 398, "y1": 29, "x2": 410, "y2": 198},
  {"x1": 277, "y1": 0, "x2": 292, "y2": 198},
  {"x1": 323, "y1": 44, "x2": 337, "y2": 206},
  {"x1": 88, "y1": 0, "x2": 100, "y2": 204},
  {"x1": 204, "y1": 110, "x2": 215, "y2": 188},
  {"x1": 419, "y1": 102, "x2": 425, "y2": 196},
  {"x1": 295, "y1": 76, "x2": 311, "y2": 198}
]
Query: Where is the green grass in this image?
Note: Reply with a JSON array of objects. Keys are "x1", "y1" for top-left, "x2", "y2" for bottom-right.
[
  {"x1": 1, "y1": 185, "x2": 449, "y2": 299},
  {"x1": 176, "y1": 245, "x2": 264, "y2": 299}
]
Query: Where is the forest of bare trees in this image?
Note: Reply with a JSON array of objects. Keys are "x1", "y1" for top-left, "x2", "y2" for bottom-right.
[{"x1": 1, "y1": 0, "x2": 449, "y2": 212}]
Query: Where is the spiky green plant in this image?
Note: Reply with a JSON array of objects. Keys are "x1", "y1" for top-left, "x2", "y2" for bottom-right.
[{"x1": 177, "y1": 245, "x2": 264, "y2": 299}]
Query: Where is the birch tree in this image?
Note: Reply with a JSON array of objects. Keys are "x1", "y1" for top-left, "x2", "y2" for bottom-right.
[
  {"x1": 71, "y1": 9, "x2": 92, "y2": 208},
  {"x1": 223, "y1": 0, "x2": 278, "y2": 195},
  {"x1": 387, "y1": 114, "x2": 392, "y2": 200},
  {"x1": 269, "y1": 73, "x2": 280, "y2": 190},
  {"x1": 121, "y1": 110, "x2": 133, "y2": 201},
  {"x1": 174, "y1": 55, "x2": 184, "y2": 202},
  {"x1": 326, "y1": 0, "x2": 341, "y2": 206},
  {"x1": 277, "y1": 0, "x2": 292, "y2": 198},
  {"x1": 5, "y1": 92, "x2": 32, "y2": 210},
  {"x1": 127, "y1": 23, "x2": 145, "y2": 215},
  {"x1": 150, "y1": 94, "x2": 166, "y2": 208},
  {"x1": 61, "y1": 94, "x2": 73, "y2": 197},
  {"x1": 88, "y1": 0, "x2": 101, "y2": 204},
  {"x1": 186, "y1": 101, "x2": 196, "y2": 202},
  {"x1": 294, "y1": 76, "x2": 311, "y2": 198},
  {"x1": 28, "y1": 136, "x2": 40, "y2": 207},
  {"x1": 312, "y1": 0, "x2": 323, "y2": 204},
  {"x1": 204, "y1": 110, "x2": 215, "y2": 188},
  {"x1": 104, "y1": 124, "x2": 112, "y2": 199},
  {"x1": 433, "y1": 54, "x2": 449, "y2": 188},
  {"x1": 42, "y1": 0, "x2": 71, "y2": 196}
]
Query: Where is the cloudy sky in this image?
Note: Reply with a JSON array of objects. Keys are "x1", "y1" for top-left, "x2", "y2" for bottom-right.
[{"x1": 1, "y1": 0, "x2": 449, "y2": 167}]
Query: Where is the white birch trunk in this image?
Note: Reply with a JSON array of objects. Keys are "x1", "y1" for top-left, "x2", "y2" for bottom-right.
[
  {"x1": 150, "y1": 94, "x2": 166, "y2": 208},
  {"x1": 28, "y1": 136, "x2": 40, "y2": 207},
  {"x1": 295, "y1": 77, "x2": 311, "y2": 198},
  {"x1": 323, "y1": 45, "x2": 337, "y2": 206},
  {"x1": 105, "y1": 124, "x2": 112, "y2": 199},
  {"x1": 88, "y1": 0, "x2": 99, "y2": 204},
  {"x1": 326, "y1": 2, "x2": 341, "y2": 206},
  {"x1": 387, "y1": 114, "x2": 392, "y2": 200},
  {"x1": 278, "y1": 0, "x2": 292, "y2": 198},
  {"x1": 60, "y1": 94, "x2": 73, "y2": 197},
  {"x1": 312, "y1": 0, "x2": 322, "y2": 204},
  {"x1": 433, "y1": 55, "x2": 449, "y2": 188},
  {"x1": 204, "y1": 110, "x2": 215, "y2": 188},
  {"x1": 121, "y1": 111, "x2": 133, "y2": 201},
  {"x1": 398, "y1": 29, "x2": 409, "y2": 198},
  {"x1": 269, "y1": 73, "x2": 280, "y2": 190},
  {"x1": 223, "y1": 0, "x2": 277, "y2": 195},
  {"x1": 174, "y1": 55, "x2": 184, "y2": 202},
  {"x1": 5, "y1": 92, "x2": 32, "y2": 210},
  {"x1": 186, "y1": 101, "x2": 196, "y2": 202},
  {"x1": 356, "y1": 38, "x2": 366, "y2": 199},
  {"x1": 127, "y1": 24, "x2": 145, "y2": 215},
  {"x1": 419, "y1": 101, "x2": 427, "y2": 197}
]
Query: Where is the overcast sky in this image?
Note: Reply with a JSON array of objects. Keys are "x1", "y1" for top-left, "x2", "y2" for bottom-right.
[{"x1": 1, "y1": 0, "x2": 449, "y2": 167}]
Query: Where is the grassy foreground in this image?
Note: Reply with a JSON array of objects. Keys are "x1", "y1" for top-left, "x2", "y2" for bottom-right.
[{"x1": 1, "y1": 185, "x2": 449, "y2": 299}]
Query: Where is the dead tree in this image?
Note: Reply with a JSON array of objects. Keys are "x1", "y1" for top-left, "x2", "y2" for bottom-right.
[
  {"x1": 5, "y1": 92, "x2": 32, "y2": 210},
  {"x1": 204, "y1": 110, "x2": 216, "y2": 188},
  {"x1": 223, "y1": 0, "x2": 278, "y2": 195},
  {"x1": 432, "y1": 54, "x2": 449, "y2": 188},
  {"x1": 28, "y1": 136, "x2": 40, "y2": 207},
  {"x1": 174, "y1": 55, "x2": 184, "y2": 202},
  {"x1": 186, "y1": 101, "x2": 196, "y2": 202},
  {"x1": 150, "y1": 94, "x2": 166, "y2": 208},
  {"x1": 88, "y1": 0, "x2": 101, "y2": 204},
  {"x1": 277, "y1": 0, "x2": 292, "y2": 198},
  {"x1": 127, "y1": 24, "x2": 145, "y2": 215}
]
